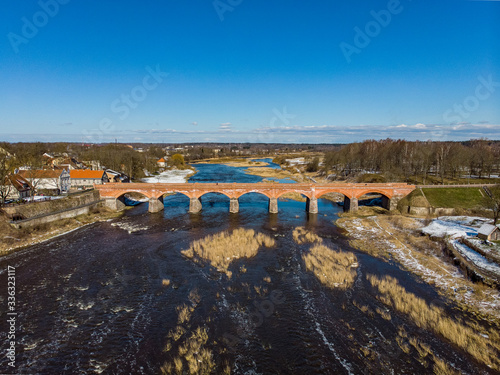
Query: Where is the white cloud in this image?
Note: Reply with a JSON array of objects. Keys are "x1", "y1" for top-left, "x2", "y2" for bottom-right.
[{"x1": 219, "y1": 122, "x2": 232, "y2": 131}]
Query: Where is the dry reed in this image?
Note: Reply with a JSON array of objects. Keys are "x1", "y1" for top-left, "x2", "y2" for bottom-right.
[
  {"x1": 181, "y1": 228, "x2": 276, "y2": 277},
  {"x1": 161, "y1": 326, "x2": 215, "y2": 375},
  {"x1": 367, "y1": 274, "x2": 500, "y2": 370},
  {"x1": 375, "y1": 307, "x2": 391, "y2": 320},
  {"x1": 302, "y1": 244, "x2": 358, "y2": 290},
  {"x1": 338, "y1": 215, "x2": 500, "y2": 321},
  {"x1": 432, "y1": 356, "x2": 462, "y2": 375},
  {"x1": 163, "y1": 289, "x2": 216, "y2": 375},
  {"x1": 292, "y1": 227, "x2": 322, "y2": 244}
]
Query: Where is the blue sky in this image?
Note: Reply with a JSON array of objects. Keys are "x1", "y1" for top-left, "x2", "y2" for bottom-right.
[{"x1": 0, "y1": 0, "x2": 499, "y2": 143}]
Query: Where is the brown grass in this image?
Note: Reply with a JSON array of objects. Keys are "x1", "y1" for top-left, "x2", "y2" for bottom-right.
[
  {"x1": 181, "y1": 228, "x2": 276, "y2": 278},
  {"x1": 177, "y1": 304, "x2": 194, "y2": 325},
  {"x1": 433, "y1": 356, "x2": 462, "y2": 375},
  {"x1": 244, "y1": 167, "x2": 295, "y2": 179},
  {"x1": 375, "y1": 307, "x2": 391, "y2": 321},
  {"x1": 409, "y1": 336, "x2": 431, "y2": 359},
  {"x1": 367, "y1": 274, "x2": 500, "y2": 370},
  {"x1": 302, "y1": 244, "x2": 358, "y2": 290},
  {"x1": 338, "y1": 214, "x2": 500, "y2": 320},
  {"x1": 293, "y1": 227, "x2": 358, "y2": 289},
  {"x1": 162, "y1": 327, "x2": 215, "y2": 375},
  {"x1": 223, "y1": 160, "x2": 268, "y2": 167},
  {"x1": 0, "y1": 206, "x2": 123, "y2": 255},
  {"x1": 162, "y1": 287, "x2": 217, "y2": 375},
  {"x1": 292, "y1": 227, "x2": 322, "y2": 244},
  {"x1": 280, "y1": 192, "x2": 307, "y2": 202},
  {"x1": 353, "y1": 300, "x2": 374, "y2": 317}
]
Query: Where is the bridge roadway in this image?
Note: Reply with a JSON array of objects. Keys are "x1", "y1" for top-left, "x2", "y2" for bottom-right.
[{"x1": 95, "y1": 182, "x2": 416, "y2": 214}]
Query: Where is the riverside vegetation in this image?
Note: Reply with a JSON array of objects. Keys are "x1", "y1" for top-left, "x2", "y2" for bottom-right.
[
  {"x1": 337, "y1": 210, "x2": 500, "y2": 319},
  {"x1": 0, "y1": 205, "x2": 122, "y2": 255},
  {"x1": 181, "y1": 228, "x2": 276, "y2": 278},
  {"x1": 338, "y1": 208, "x2": 500, "y2": 373},
  {"x1": 368, "y1": 274, "x2": 500, "y2": 371},
  {"x1": 161, "y1": 290, "x2": 231, "y2": 375},
  {"x1": 293, "y1": 227, "x2": 358, "y2": 290}
]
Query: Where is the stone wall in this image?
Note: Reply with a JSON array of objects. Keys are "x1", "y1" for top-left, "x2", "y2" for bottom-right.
[
  {"x1": 2, "y1": 190, "x2": 100, "y2": 220},
  {"x1": 8, "y1": 201, "x2": 102, "y2": 229}
]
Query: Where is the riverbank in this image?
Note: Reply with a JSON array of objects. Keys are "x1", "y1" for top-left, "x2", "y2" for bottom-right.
[
  {"x1": 0, "y1": 206, "x2": 123, "y2": 256},
  {"x1": 244, "y1": 166, "x2": 298, "y2": 180},
  {"x1": 191, "y1": 157, "x2": 268, "y2": 168},
  {"x1": 337, "y1": 208, "x2": 500, "y2": 322}
]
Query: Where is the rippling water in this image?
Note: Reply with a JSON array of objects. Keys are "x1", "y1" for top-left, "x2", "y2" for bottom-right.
[{"x1": 0, "y1": 161, "x2": 495, "y2": 374}]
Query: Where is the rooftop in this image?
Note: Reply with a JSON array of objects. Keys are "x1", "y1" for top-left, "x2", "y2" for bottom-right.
[
  {"x1": 69, "y1": 170, "x2": 106, "y2": 179},
  {"x1": 478, "y1": 224, "x2": 499, "y2": 237}
]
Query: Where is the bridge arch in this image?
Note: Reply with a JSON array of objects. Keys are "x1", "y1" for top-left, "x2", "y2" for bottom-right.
[
  {"x1": 112, "y1": 190, "x2": 154, "y2": 199},
  {"x1": 236, "y1": 191, "x2": 278, "y2": 214},
  {"x1": 276, "y1": 190, "x2": 312, "y2": 199},
  {"x1": 153, "y1": 191, "x2": 191, "y2": 200},
  {"x1": 197, "y1": 191, "x2": 232, "y2": 200},
  {"x1": 234, "y1": 190, "x2": 272, "y2": 199},
  {"x1": 354, "y1": 189, "x2": 393, "y2": 200},
  {"x1": 315, "y1": 189, "x2": 359, "y2": 212},
  {"x1": 315, "y1": 189, "x2": 353, "y2": 199},
  {"x1": 356, "y1": 189, "x2": 394, "y2": 211}
]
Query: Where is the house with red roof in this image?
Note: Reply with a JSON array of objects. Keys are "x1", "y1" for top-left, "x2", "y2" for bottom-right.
[
  {"x1": 157, "y1": 157, "x2": 167, "y2": 168},
  {"x1": 70, "y1": 170, "x2": 108, "y2": 189},
  {"x1": 18, "y1": 168, "x2": 70, "y2": 195},
  {"x1": 2, "y1": 174, "x2": 32, "y2": 201}
]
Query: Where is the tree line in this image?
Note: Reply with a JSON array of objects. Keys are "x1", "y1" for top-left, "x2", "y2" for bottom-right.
[{"x1": 322, "y1": 139, "x2": 500, "y2": 184}]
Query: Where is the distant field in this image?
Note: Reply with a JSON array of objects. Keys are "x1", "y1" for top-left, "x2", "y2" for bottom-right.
[{"x1": 422, "y1": 187, "x2": 485, "y2": 209}]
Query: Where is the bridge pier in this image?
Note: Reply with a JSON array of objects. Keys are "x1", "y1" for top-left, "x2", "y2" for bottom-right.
[
  {"x1": 382, "y1": 195, "x2": 399, "y2": 211},
  {"x1": 189, "y1": 197, "x2": 202, "y2": 213},
  {"x1": 268, "y1": 197, "x2": 278, "y2": 214},
  {"x1": 306, "y1": 197, "x2": 318, "y2": 214},
  {"x1": 229, "y1": 198, "x2": 239, "y2": 213},
  {"x1": 148, "y1": 197, "x2": 164, "y2": 213},
  {"x1": 104, "y1": 197, "x2": 126, "y2": 211},
  {"x1": 344, "y1": 196, "x2": 358, "y2": 212}
]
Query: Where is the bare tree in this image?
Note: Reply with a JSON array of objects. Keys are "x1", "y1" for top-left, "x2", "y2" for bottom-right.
[
  {"x1": 17, "y1": 150, "x2": 44, "y2": 201},
  {"x1": 483, "y1": 185, "x2": 500, "y2": 225},
  {"x1": 0, "y1": 152, "x2": 14, "y2": 205}
]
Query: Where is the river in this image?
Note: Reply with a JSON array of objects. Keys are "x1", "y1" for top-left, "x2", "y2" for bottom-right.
[{"x1": 0, "y1": 160, "x2": 495, "y2": 374}]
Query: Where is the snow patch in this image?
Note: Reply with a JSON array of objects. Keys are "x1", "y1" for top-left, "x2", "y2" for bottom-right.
[
  {"x1": 450, "y1": 240, "x2": 500, "y2": 276},
  {"x1": 422, "y1": 216, "x2": 491, "y2": 239},
  {"x1": 142, "y1": 169, "x2": 194, "y2": 183}
]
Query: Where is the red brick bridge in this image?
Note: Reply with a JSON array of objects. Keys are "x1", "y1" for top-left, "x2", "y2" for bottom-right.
[{"x1": 95, "y1": 182, "x2": 415, "y2": 214}]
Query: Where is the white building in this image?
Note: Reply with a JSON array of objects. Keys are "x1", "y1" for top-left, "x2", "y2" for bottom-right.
[{"x1": 18, "y1": 169, "x2": 70, "y2": 194}]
